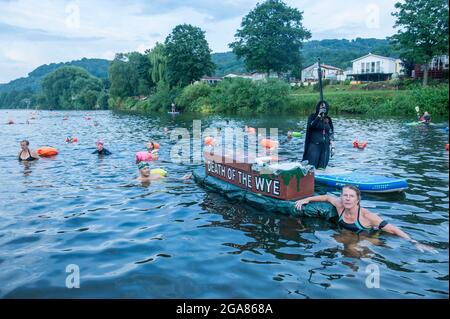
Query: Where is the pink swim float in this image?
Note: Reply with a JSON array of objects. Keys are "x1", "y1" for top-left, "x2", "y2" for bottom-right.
[{"x1": 135, "y1": 151, "x2": 154, "y2": 164}]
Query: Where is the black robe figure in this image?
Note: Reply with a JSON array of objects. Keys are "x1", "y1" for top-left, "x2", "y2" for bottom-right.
[{"x1": 302, "y1": 101, "x2": 334, "y2": 169}]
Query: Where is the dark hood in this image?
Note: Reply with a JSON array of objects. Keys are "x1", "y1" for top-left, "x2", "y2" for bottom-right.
[{"x1": 315, "y1": 100, "x2": 329, "y2": 116}]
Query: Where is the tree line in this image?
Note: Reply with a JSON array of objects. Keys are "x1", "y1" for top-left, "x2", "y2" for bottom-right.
[{"x1": 0, "y1": 0, "x2": 447, "y2": 110}]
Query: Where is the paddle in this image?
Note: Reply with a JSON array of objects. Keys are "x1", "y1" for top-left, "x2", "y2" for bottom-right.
[
  {"x1": 415, "y1": 106, "x2": 420, "y2": 121},
  {"x1": 317, "y1": 58, "x2": 324, "y2": 102},
  {"x1": 317, "y1": 58, "x2": 335, "y2": 158}
]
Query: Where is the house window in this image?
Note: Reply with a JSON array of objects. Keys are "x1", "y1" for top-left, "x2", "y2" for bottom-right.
[
  {"x1": 376, "y1": 61, "x2": 380, "y2": 73},
  {"x1": 366, "y1": 63, "x2": 370, "y2": 73},
  {"x1": 361, "y1": 62, "x2": 365, "y2": 73},
  {"x1": 371, "y1": 62, "x2": 375, "y2": 73}
]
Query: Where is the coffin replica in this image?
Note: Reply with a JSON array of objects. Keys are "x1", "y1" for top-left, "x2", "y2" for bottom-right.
[{"x1": 193, "y1": 151, "x2": 338, "y2": 219}]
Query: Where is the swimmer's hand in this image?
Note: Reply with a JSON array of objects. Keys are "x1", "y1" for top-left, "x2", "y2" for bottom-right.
[
  {"x1": 182, "y1": 173, "x2": 192, "y2": 181},
  {"x1": 414, "y1": 242, "x2": 438, "y2": 254},
  {"x1": 295, "y1": 199, "x2": 310, "y2": 211},
  {"x1": 409, "y1": 239, "x2": 438, "y2": 253}
]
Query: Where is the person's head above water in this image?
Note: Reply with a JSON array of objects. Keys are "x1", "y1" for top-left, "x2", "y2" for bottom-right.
[
  {"x1": 146, "y1": 142, "x2": 156, "y2": 152},
  {"x1": 138, "y1": 162, "x2": 150, "y2": 177},
  {"x1": 96, "y1": 139, "x2": 104, "y2": 151},
  {"x1": 341, "y1": 185, "x2": 361, "y2": 209},
  {"x1": 20, "y1": 140, "x2": 30, "y2": 150}
]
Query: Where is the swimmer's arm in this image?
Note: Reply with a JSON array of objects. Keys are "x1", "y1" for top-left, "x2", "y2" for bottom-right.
[
  {"x1": 31, "y1": 150, "x2": 40, "y2": 159},
  {"x1": 295, "y1": 194, "x2": 340, "y2": 210},
  {"x1": 366, "y1": 212, "x2": 437, "y2": 253},
  {"x1": 365, "y1": 212, "x2": 411, "y2": 239}
]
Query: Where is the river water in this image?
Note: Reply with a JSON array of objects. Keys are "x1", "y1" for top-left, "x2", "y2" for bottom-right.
[{"x1": 0, "y1": 109, "x2": 448, "y2": 298}]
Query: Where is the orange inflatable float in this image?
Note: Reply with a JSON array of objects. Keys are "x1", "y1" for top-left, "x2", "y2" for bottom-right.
[
  {"x1": 204, "y1": 136, "x2": 215, "y2": 146},
  {"x1": 353, "y1": 140, "x2": 367, "y2": 149},
  {"x1": 245, "y1": 126, "x2": 256, "y2": 134},
  {"x1": 260, "y1": 138, "x2": 278, "y2": 149},
  {"x1": 151, "y1": 142, "x2": 160, "y2": 149},
  {"x1": 36, "y1": 147, "x2": 58, "y2": 157}
]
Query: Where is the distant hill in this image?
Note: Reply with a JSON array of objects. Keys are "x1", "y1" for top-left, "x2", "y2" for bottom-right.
[
  {"x1": 211, "y1": 52, "x2": 247, "y2": 76},
  {"x1": 301, "y1": 38, "x2": 399, "y2": 70},
  {"x1": 0, "y1": 58, "x2": 110, "y2": 94},
  {"x1": 210, "y1": 38, "x2": 400, "y2": 75},
  {"x1": 0, "y1": 38, "x2": 400, "y2": 108}
]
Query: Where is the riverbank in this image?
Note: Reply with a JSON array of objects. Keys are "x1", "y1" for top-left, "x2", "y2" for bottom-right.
[{"x1": 108, "y1": 80, "x2": 449, "y2": 117}]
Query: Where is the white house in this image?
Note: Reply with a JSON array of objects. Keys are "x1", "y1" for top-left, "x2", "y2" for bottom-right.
[
  {"x1": 301, "y1": 63, "x2": 345, "y2": 82},
  {"x1": 199, "y1": 76, "x2": 223, "y2": 85},
  {"x1": 224, "y1": 72, "x2": 278, "y2": 81},
  {"x1": 350, "y1": 53, "x2": 404, "y2": 81}
]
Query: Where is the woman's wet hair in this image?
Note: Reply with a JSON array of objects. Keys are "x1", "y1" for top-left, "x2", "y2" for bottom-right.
[
  {"x1": 341, "y1": 185, "x2": 361, "y2": 203},
  {"x1": 20, "y1": 140, "x2": 29, "y2": 146}
]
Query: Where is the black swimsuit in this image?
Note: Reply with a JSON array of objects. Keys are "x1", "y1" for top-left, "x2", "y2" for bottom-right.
[
  {"x1": 338, "y1": 206, "x2": 372, "y2": 234},
  {"x1": 19, "y1": 149, "x2": 37, "y2": 162}
]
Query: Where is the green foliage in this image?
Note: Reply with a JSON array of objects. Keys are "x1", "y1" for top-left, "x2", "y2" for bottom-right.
[
  {"x1": 147, "y1": 81, "x2": 173, "y2": 112},
  {"x1": 0, "y1": 58, "x2": 110, "y2": 109},
  {"x1": 390, "y1": 0, "x2": 449, "y2": 85},
  {"x1": 289, "y1": 86, "x2": 449, "y2": 116},
  {"x1": 96, "y1": 91, "x2": 110, "y2": 109},
  {"x1": 301, "y1": 38, "x2": 400, "y2": 70},
  {"x1": 108, "y1": 52, "x2": 154, "y2": 98},
  {"x1": 211, "y1": 52, "x2": 247, "y2": 76},
  {"x1": 41, "y1": 66, "x2": 103, "y2": 110},
  {"x1": 210, "y1": 38, "x2": 401, "y2": 77},
  {"x1": 230, "y1": 0, "x2": 311, "y2": 74},
  {"x1": 148, "y1": 42, "x2": 168, "y2": 84},
  {"x1": 175, "y1": 78, "x2": 291, "y2": 114},
  {"x1": 175, "y1": 82, "x2": 213, "y2": 112},
  {"x1": 313, "y1": 79, "x2": 330, "y2": 92},
  {"x1": 165, "y1": 24, "x2": 215, "y2": 87}
]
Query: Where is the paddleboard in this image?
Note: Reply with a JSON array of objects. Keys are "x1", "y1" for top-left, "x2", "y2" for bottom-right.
[
  {"x1": 315, "y1": 171, "x2": 408, "y2": 193},
  {"x1": 168, "y1": 111, "x2": 179, "y2": 115}
]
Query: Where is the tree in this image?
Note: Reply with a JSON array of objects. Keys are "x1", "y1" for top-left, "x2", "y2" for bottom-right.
[
  {"x1": 109, "y1": 52, "x2": 154, "y2": 98},
  {"x1": 147, "y1": 42, "x2": 168, "y2": 84},
  {"x1": 229, "y1": 0, "x2": 311, "y2": 76},
  {"x1": 41, "y1": 66, "x2": 103, "y2": 109},
  {"x1": 164, "y1": 24, "x2": 215, "y2": 87},
  {"x1": 390, "y1": 0, "x2": 449, "y2": 85}
]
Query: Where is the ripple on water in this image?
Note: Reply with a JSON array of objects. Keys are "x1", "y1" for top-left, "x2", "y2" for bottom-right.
[{"x1": 0, "y1": 110, "x2": 448, "y2": 298}]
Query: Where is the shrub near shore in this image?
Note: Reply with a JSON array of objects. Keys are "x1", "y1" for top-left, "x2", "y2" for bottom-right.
[{"x1": 109, "y1": 79, "x2": 448, "y2": 117}]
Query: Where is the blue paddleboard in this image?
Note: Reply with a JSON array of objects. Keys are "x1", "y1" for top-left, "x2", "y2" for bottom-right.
[{"x1": 315, "y1": 172, "x2": 408, "y2": 193}]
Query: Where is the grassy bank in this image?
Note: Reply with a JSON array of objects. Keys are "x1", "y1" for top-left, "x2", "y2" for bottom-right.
[
  {"x1": 288, "y1": 85, "x2": 449, "y2": 116},
  {"x1": 109, "y1": 79, "x2": 449, "y2": 117}
]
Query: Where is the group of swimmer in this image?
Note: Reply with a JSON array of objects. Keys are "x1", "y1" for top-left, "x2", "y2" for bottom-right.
[
  {"x1": 16, "y1": 103, "x2": 439, "y2": 253},
  {"x1": 19, "y1": 137, "x2": 191, "y2": 184}
]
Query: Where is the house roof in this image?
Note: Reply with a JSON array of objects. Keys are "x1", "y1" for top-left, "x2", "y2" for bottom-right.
[
  {"x1": 302, "y1": 62, "x2": 342, "y2": 72},
  {"x1": 351, "y1": 53, "x2": 397, "y2": 63},
  {"x1": 201, "y1": 76, "x2": 223, "y2": 80}
]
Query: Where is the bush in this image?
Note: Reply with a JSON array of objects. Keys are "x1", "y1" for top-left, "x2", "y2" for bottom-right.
[
  {"x1": 147, "y1": 81, "x2": 172, "y2": 112},
  {"x1": 289, "y1": 85, "x2": 448, "y2": 116},
  {"x1": 313, "y1": 79, "x2": 329, "y2": 92},
  {"x1": 176, "y1": 82, "x2": 212, "y2": 111}
]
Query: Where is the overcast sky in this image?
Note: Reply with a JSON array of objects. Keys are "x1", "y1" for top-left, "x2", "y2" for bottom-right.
[{"x1": 0, "y1": 0, "x2": 401, "y2": 83}]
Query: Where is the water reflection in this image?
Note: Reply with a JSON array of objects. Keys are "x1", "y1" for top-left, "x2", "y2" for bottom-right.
[{"x1": 0, "y1": 110, "x2": 447, "y2": 298}]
